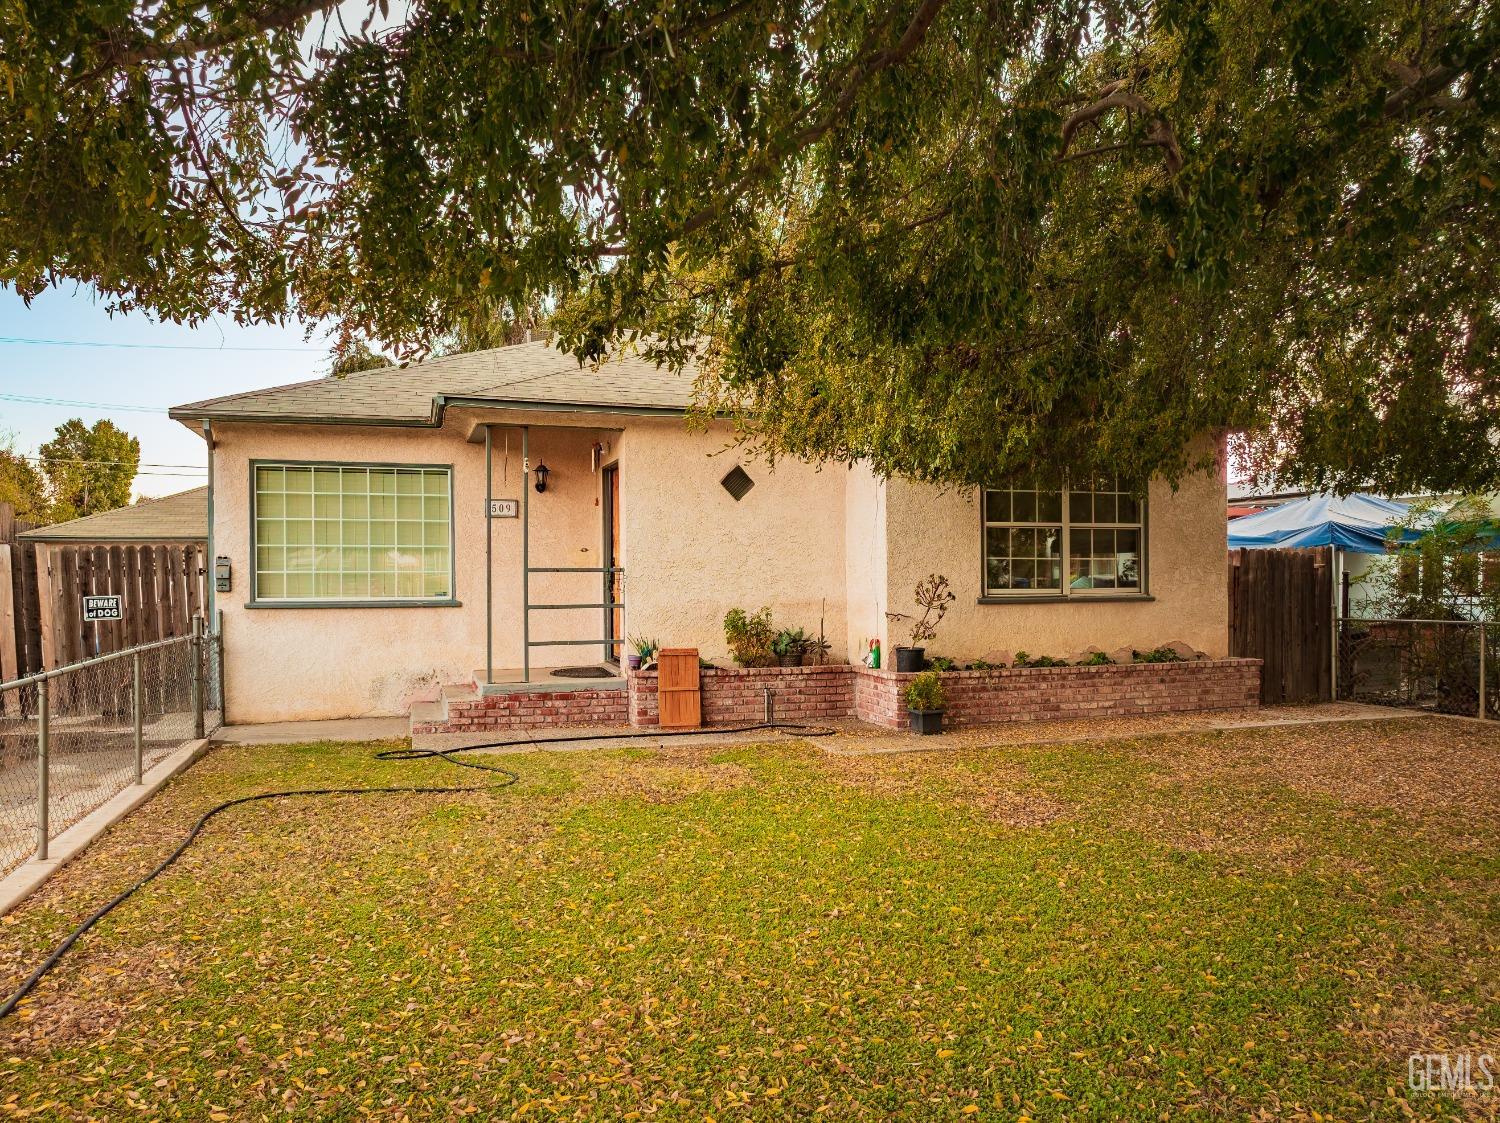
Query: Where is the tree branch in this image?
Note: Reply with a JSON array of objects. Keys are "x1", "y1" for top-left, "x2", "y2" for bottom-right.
[
  {"x1": 1383, "y1": 60, "x2": 1472, "y2": 115},
  {"x1": 585, "y1": 0, "x2": 951, "y2": 257},
  {"x1": 87, "y1": 0, "x2": 343, "y2": 75},
  {"x1": 1059, "y1": 80, "x2": 1183, "y2": 174}
]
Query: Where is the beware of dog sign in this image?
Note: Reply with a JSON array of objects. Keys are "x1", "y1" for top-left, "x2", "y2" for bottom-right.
[{"x1": 82, "y1": 595, "x2": 124, "y2": 622}]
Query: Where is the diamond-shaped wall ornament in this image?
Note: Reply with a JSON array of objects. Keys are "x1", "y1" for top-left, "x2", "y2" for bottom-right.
[{"x1": 720, "y1": 465, "x2": 755, "y2": 501}]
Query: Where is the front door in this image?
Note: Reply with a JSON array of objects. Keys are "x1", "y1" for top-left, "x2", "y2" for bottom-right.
[{"x1": 603, "y1": 464, "x2": 622, "y2": 663}]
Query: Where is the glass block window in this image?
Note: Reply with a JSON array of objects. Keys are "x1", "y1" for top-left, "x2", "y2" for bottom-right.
[
  {"x1": 983, "y1": 482, "x2": 1144, "y2": 597},
  {"x1": 254, "y1": 464, "x2": 453, "y2": 602}
]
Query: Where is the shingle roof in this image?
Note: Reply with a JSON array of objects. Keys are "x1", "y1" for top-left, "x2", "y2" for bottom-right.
[
  {"x1": 19, "y1": 487, "x2": 207, "y2": 543},
  {"x1": 168, "y1": 339, "x2": 696, "y2": 426}
]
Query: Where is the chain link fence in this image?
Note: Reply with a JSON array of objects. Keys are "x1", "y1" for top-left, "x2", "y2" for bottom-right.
[
  {"x1": 0, "y1": 623, "x2": 222, "y2": 877},
  {"x1": 1337, "y1": 618, "x2": 1497, "y2": 719}
]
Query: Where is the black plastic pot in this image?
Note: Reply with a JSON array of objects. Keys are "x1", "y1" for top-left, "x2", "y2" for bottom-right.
[
  {"x1": 777, "y1": 653, "x2": 803, "y2": 667},
  {"x1": 893, "y1": 646, "x2": 925, "y2": 673},
  {"x1": 908, "y1": 708, "x2": 944, "y2": 735}
]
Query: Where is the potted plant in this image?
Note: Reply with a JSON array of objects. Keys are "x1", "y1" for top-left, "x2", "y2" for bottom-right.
[
  {"x1": 627, "y1": 634, "x2": 657, "y2": 671},
  {"x1": 887, "y1": 574, "x2": 955, "y2": 673},
  {"x1": 903, "y1": 670, "x2": 948, "y2": 735},
  {"x1": 772, "y1": 627, "x2": 807, "y2": 667}
]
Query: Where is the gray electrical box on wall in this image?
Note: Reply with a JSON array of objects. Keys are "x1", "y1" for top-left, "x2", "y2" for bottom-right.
[{"x1": 215, "y1": 556, "x2": 232, "y2": 593}]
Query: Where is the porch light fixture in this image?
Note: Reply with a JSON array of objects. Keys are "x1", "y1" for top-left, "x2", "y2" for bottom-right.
[{"x1": 533, "y1": 461, "x2": 550, "y2": 493}]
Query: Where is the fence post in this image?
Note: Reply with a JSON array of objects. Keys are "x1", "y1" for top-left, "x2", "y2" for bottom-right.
[
  {"x1": 35, "y1": 677, "x2": 48, "y2": 862},
  {"x1": 191, "y1": 615, "x2": 205, "y2": 740},
  {"x1": 1480, "y1": 620, "x2": 1487, "y2": 721},
  {"x1": 133, "y1": 650, "x2": 144, "y2": 783}
]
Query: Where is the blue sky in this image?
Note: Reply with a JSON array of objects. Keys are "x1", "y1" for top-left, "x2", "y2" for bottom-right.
[{"x1": 0, "y1": 287, "x2": 331, "y2": 498}]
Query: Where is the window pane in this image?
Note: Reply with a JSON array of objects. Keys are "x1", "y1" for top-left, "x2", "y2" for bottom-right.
[
  {"x1": 1117, "y1": 493, "x2": 1140, "y2": 522},
  {"x1": 1036, "y1": 490, "x2": 1062, "y2": 522},
  {"x1": 254, "y1": 463, "x2": 451, "y2": 601},
  {"x1": 1094, "y1": 492, "x2": 1117, "y2": 522},
  {"x1": 982, "y1": 487, "x2": 1063, "y2": 596},
  {"x1": 1069, "y1": 491, "x2": 1091, "y2": 523}
]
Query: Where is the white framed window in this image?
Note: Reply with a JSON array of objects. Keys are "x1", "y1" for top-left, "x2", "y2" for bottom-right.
[
  {"x1": 252, "y1": 463, "x2": 453, "y2": 603},
  {"x1": 982, "y1": 482, "x2": 1145, "y2": 598}
]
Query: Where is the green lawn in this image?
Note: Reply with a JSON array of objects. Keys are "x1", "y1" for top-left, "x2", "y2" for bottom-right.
[{"x1": 1, "y1": 717, "x2": 1497, "y2": 1120}]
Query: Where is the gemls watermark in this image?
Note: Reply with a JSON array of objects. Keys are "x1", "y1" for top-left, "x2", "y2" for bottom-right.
[{"x1": 1408, "y1": 1053, "x2": 1496, "y2": 1095}]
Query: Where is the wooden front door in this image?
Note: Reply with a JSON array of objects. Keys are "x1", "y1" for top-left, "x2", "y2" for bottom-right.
[{"x1": 603, "y1": 464, "x2": 622, "y2": 663}]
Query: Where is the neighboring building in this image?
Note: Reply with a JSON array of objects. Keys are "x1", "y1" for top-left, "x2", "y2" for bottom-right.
[
  {"x1": 169, "y1": 341, "x2": 1231, "y2": 723},
  {"x1": 17, "y1": 487, "x2": 207, "y2": 547}
]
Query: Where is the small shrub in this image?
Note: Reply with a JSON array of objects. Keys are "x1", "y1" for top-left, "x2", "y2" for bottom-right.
[
  {"x1": 903, "y1": 670, "x2": 948, "y2": 711},
  {"x1": 1134, "y1": 645, "x2": 1185, "y2": 664},
  {"x1": 927, "y1": 655, "x2": 957, "y2": 671},
  {"x1": 629, "y1": 634, "x2": 658, "y2": 660},
  {"x1": 886, "y1": 573, "x2": 956, "y2": 647},
  {"x1": 1080, "y1": 650, "x2": 1112, "y2": 666},
  {"x1": 1014, "y1": 650, "x2": 1069, "y2": 668},
  {"x1": 968, "y1": 658, "x2": 1000, "y2": 670},
  {"x1": 724, "y1": 607, "x2": 777, "y2": 667}
]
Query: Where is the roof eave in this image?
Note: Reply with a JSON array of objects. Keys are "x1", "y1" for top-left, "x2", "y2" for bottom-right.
[{"x1": 168, "y1": 394, "x2": 688, "y2": 428}]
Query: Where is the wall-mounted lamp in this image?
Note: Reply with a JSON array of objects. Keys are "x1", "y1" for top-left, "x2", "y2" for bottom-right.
[{"x1": 533, "y1": 461, "x2": 550, "y2": 493}]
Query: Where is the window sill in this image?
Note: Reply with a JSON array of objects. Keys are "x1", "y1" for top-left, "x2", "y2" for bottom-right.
[
  {"x1": 244, "y1": 599, "x2": 463, "y2": 610},
  {"x1": 977, "y1": 594, "x2": 1155, "y2": 605}
]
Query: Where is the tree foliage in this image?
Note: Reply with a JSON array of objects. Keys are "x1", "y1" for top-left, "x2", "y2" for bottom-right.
[
  {"x1": 2, "y1": 0, "x2": 1497, "y2": 490},
  {"x1": 39, "y1": 419, "x2": 140, "y2": 522},
  {"x1": 1359, "y1": 495, "x2": 1500, "y2": 620},
  {"x1": 0, "y1": 434, "x2": 50, "y2": 523}
]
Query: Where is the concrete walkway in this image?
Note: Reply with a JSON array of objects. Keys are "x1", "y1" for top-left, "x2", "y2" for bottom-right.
[{"x1": 216, "y1": 717, "x2": 410, "y2": 744}]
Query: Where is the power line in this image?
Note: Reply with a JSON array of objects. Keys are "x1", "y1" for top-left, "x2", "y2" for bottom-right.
[
  {"x1": 0, "y1": 335, "x2": 323, "y2": 353},
  {"x1": 16, "y1": 454, "x2": 205, "y2": 469},
  {"x1": 0, "y1": 392, "x2": 169, "y2": 413}
]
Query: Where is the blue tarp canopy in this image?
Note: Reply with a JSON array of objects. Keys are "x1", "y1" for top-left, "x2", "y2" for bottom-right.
[{"x1": 1228, "y1": 493, "x2": 1415, "y2": 551}]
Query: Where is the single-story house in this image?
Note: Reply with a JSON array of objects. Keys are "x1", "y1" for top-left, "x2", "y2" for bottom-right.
[
  {"x1": 169, "y1": 340, "x2": 1243, "y2": 726},
  {"x1": 17, "y1": 486, "x2": 208, "y2": 547}
]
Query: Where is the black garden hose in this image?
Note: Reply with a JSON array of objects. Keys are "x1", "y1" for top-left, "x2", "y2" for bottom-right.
[{"x1": 0, "y1": 720, "x2": 834, "y2": 1022}]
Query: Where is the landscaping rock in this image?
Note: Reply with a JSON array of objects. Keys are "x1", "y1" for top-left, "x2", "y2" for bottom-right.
[
  {"x1": 1108, "y1": 645, "x2": 1136, "y2": 665},
  {"x1": 1163, "y1": 640, "x2": 1207, "y2": 661}
]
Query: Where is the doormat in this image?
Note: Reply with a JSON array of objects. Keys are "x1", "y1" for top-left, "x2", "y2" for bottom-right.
[{"x1": 550, "y1": 666, "x2": 616, "y2": 679}]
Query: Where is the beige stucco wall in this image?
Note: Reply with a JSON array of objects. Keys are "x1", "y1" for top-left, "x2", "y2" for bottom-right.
[
  {"x1": 210, "y1": 410, "x2": 1225, "y2": 721},
  {"x1": 843, "y1": 462, "x2": 888, "y2": 660},
  {"x1": 616, "y1": 420, "x2": 849, "y2": 665},
  {"x1": 882, "y1": 457, "x2": 1229, "y2": 661},
  {"x1": 211, "y1": 420, "x2": 487, "y2": 722}
]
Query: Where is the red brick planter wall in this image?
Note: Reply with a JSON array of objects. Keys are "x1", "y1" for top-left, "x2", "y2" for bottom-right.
[
  {"x1": 629, "y1": 664, "x2": 855, "y2": 728},
  {"x1": 412, "y1": 687, "x2": 628, "y2": 735},
  {"x1": 853, "y1": 659, "x2": 1262, "y2": 730},
  {"x1": 629, "y1": 658, "x2": 1259, "y2": 731}
]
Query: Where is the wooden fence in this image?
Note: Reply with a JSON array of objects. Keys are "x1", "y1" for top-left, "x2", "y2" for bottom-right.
[
  {"x1": 1227, "y1": 546, "x2": 1333, "y2": 704},
  {"x1": 0, "y1": 503, "x2": 209, "y2": 687}
]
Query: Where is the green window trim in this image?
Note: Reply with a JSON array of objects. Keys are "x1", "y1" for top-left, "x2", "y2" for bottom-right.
[
  {"x1": 251, "y1": 461, "x2": 455, "y2": 605},
  {"x1": 981, "y1": 483, "x2": 1148, "y2": 599}
]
